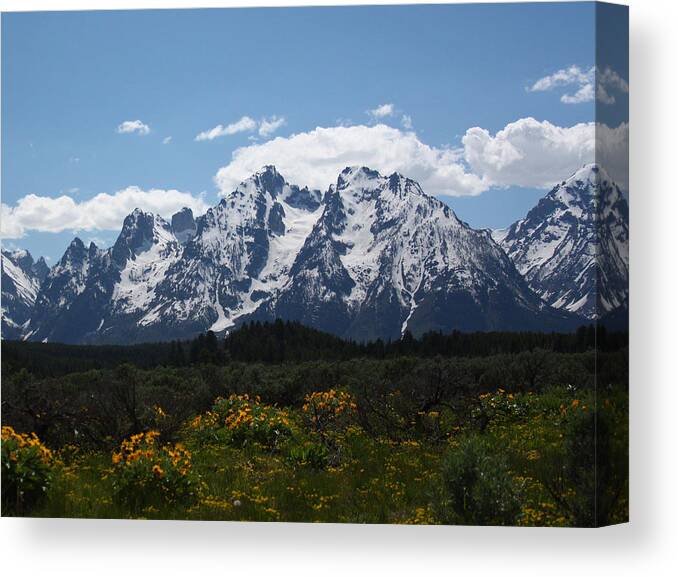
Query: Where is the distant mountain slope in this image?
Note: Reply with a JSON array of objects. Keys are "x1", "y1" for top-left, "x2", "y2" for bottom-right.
[
  {"x1": 1, "y1": 249, "x2": 48, "y2": 339},
  {"x1": 493, "y1": 164, "x2": 629, "y2": 321}
]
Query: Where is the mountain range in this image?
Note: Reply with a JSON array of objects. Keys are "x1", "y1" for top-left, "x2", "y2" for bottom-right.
[{"x1": 1, "y1": 163, "x2": 628, "y2": 344}]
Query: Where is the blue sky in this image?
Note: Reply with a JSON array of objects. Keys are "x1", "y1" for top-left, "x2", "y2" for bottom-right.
[{"x1": 2, "y1": 3, "x2": 628, "y2": 263}]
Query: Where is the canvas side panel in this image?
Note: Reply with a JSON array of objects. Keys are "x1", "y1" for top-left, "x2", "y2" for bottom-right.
[{"x1": 595, "y1": 0, "x2": 629, "y2": 527}]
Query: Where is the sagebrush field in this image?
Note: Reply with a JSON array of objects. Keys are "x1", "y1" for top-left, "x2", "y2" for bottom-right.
[{"x1": 1, "y1": 323, "x2": 628, "y2": 526}]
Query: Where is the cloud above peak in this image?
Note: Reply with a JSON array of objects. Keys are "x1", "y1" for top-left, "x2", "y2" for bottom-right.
[
  {"x1": 117, "y1": 120, "x2": 151, "y2": 135},
  {"x1": 1, "y1": 187, "x2": 209, "y2": 239},
  {"x1": 462, "y1": 117, "x2": 595, "y2": 188},
  {"x1": 215, "y1": 118, "x2": 627, "y2": 199},
  {"x1": 214, "y1": 124, "x2": 486, "y2": 198},
  {"x1": 2, "y1": 118, "x2": 627, "y2": 239}
]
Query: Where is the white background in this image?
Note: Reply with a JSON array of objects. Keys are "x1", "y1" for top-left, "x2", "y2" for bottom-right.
[{"x1": 1, "y1": 0, "x2": 676, "y2": 575}]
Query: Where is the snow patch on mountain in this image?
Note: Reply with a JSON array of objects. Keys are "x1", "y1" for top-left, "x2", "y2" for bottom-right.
[{"x1": 112, "y1": 212, "x2": 182, "y2": 314}]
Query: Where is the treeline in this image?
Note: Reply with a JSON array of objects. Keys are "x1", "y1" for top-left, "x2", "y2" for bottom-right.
[
  {"x1": 1, "y1": 340, "x2": 174, "y2": 378},
  {"x1": 1, "y1": 320, "x2": 628, "y2": 378},
  {"x1": 219, "y1": 320, "x2": 628, "y2": 363}
]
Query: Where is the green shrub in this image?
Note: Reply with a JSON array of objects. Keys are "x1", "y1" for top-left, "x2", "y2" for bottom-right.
[
  {"x1": 1, "y1": 426, "x2": 53, "y2": 515},
  {"x1": 287, "y1": 441, "x2": 329, "y2": 469},
  {"x1": 435, "y1": 435, "x2": 522, "y2": 525}
]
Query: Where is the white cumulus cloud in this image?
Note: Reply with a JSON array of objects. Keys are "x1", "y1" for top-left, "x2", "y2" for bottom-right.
[
  {"x1": 1, "y1": 187, "x2": 209, "y2": 239},
  {"x1": 214, "y1": 119, "x2": 627, "y2": 198},
  {"x1": 462, "y1": 117, "x2": 596, "y2": 189},
  {"x1": 116, "y1": 120, "x2": 151, "y2": 135},
  {"x1": 462, "y1": 117, "x2": 628, "y2": 193},
  {"x1": 215, "y1": 124, "x2": 485, "y2": 197},
  {"x1": 195, "y1": 116, "x2": 257, "y2": 141}
]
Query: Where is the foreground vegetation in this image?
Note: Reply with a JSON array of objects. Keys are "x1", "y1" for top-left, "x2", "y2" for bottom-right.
[{"x1": 1, "y1": 325, "x2": 628, "y2": 526}]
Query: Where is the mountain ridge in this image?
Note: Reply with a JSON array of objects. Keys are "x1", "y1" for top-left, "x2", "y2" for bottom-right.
[{"x1": 2, "y1": 164, "x2": 626, "y2": 344}]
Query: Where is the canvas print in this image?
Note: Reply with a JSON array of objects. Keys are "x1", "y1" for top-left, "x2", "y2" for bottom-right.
[{"x1": 0, "y1": 2, "x2": 628, "y2": 526}]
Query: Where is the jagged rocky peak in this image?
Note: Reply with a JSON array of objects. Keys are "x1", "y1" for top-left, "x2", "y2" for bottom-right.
[
  {"x1": 60, "y1": 237, "x2": 88, "y2": 265},
  {"x1": 253, "y1": 164, "x2": 285, "y2": 197},
  {"x1": 2, "y1": 248, "x2": 49, "y2": 283},
  {"x1": 336, "y1": 166, "x2": 381, "y2": 192},
  {"x1": 331, "y1": 166, "x2": 455, "y2": 225},
  {"x1": 112, "y1": 208, "x2": 174, "y2": 266},
  {"x1": 4, "y1": 248, "x2": 34, "y2": 269},
  {"x1": 171, "y1": 207, "x2": 197, "y2": 244},
  {"x1": 336, "y1": 166, "x2": 428, "y2": 201},
  {"x1": 32, "y1": 256, "x2": 49, "y2": 283},
  {"x1": 568, "y1": 162, "x2": 600, "y2": 185},
  {"x1": 227, "y1": 165, "x2": 286, "y2": 201}
]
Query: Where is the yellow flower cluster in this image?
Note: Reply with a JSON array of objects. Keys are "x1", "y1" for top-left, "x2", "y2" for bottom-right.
[
  {"x1": 112, "y1": 431, "x2": 160, "y2": 466},
  {"x1": 111, "y1": 430, "x2": 192, "y2": 477},
  {"x1": 1, "y1": 425, "x2": 52, "y2": 463},
  {"x1": 220, "y1": 394, "x2": 291, "y2": 431},
  {"x1": 165, "y1": 443, "x2": 192, "y2": 476},
  {"x1": 188, "y1": 411, "x2": 218, "y2": 432},
  {"x1": 404, "y1": 506, "x2": 436, "y2": 525},
  {"x1": 302, "y1": 389, "x2": 357, "y2": 417}
]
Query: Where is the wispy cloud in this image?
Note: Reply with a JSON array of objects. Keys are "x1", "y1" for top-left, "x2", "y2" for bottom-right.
[
  {"x1": 116, "y1": 120, "x2": 151, "y2": 135},
  {"x1": 162, "y1": 136, "x2": 173, "y2": 145},
  {"x1": 195, "y1": 116, "x2": 257, "y2": 141},
  {"x1": 196, "y1": 115, "x2": 286, "y2": 141},
  {"x1": 528, "y1": 65, "x2": 628, "y2": 105},
  {"x1": 401, "y1": 115, "x2": 413, "y2": 130},
  {"x1": 368, "y1": 103, "x2": 395, "y2": 119},
  {"x1": 258, "y1": 116, "x2": 286, "y2": 137}
]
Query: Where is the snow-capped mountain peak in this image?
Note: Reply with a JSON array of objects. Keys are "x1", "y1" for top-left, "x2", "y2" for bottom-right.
[
  {"x1": 8, "y1": 166, "x2": 593, "y2": 345},
  {"x1": 495, "y1": 162, "x2": 628, "y2": 319},
  {"x1": 1, "y1": 248, "x2": 50, "y2": 338},
  {"x1": 264, "y1": 166, "x2": 571, "y2": 341}
]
